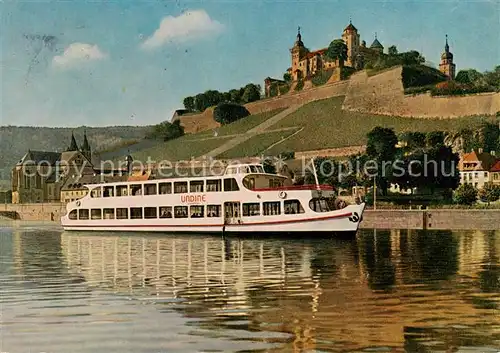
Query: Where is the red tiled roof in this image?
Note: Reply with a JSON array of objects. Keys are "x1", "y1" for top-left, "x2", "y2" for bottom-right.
[
  {"x1": 491, "y1": 160, "x2": 500, "y2": 172},
  {"x1": 306, "y1": 48, "x2": 327, "y2": 58},
  {"x1": 460, "y1": 151, "x2": 497, "y2": 171}
]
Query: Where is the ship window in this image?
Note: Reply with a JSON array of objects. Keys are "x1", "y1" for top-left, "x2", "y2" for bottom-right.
[
  {"x1": 103, "y1": 208, "x2": 115, "y2": 219},
  {"x1": 207, "y1": 205, "x2": 221, "y2": 217},
  {"x1": 190, "y1": 205, "x2": 204, "y2": 218},
  {"x1": 206, "y1": 179, "x2": 221, "y2": 192},
  {"x1": 116, "y1": 185, "x2": 128, "y2": 196},
  {"x1": 239, "y1": 166, "x2": 250, "y2": 173},
  {"x1": 91, "y1": 209, "x2": 102, "y2": 220},
  {"x1": 284, "y1": 200, "x2": 305, "y2": 214},
  {"x1": 103, "y1": 186, "x2": 114, "y2": 197},
  {"x1": 144, "y1": 183, "x2": 157, "y2": 195},
  {"x1": 90, "y1": 187, "x2": 101, "y2": 198},
  {"x1": 174, "y1": 206, "x2": 188, "y2": 218},
  {"x1": 190, "y1": 180, "x2": 204, "y2": 193},
  {"x1": 224, "y1": 178, "x2": 239, "y2": 191},
  {"x1": 69, "y1": 210, "x2": 77, "y2": 220},
  {"x1": 263, "y1": 202, "x2": 281, "y2": 216},
  {"x1": 159, "y1": 206, "x2": 172, "y2": 218},
  {"x1": 249, "y1": 165, "x2": 258, "y2": 173},
  {"x1": 116, "y1": 208, "x2": 128, "y2": 219},
  {"x1": 309, "y1": 198, "x2": 333, "y2": 212},
  {"x1": 78, "y1": 209, "x2": 89, "y2": 220},
  {"x1": 256, "y1": 166, "x2": 264, "y2": 173},
  {"x1": 144, "y1": 207, "x2": 157, "y2": 219},
  {"x1": 159, "y1": 182, "x2": 172, "y2": 194},
  {"x1": 130, "y1": 207, "x2": 143, "y2": 219},
  {"x1": 243, "y1": 203, "x2": 260, "y2": 216},
  {"x1": 130, "y1": 184, "x2": 142, "y2": 196},
  {"x1": 174, "y1": 182, "x2": 188, "y2": 194}
]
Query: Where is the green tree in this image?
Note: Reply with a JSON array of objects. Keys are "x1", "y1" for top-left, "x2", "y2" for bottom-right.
[
  {"x1": 388, "y1": 45, "x2": 398, "y2": 56},
  {"x1": 229, "y1": 89, "x2": 242, "y2": 104},
  {"x1": 241, "y1": 84, "x2": 261, "y2": 103},
  {"x1": 366, "y1": 127, "x2": 398, "y2": 195},
  {"x1": 455, "y1": 69, "x2": 484, "y2": 85},
  {"x1": 453, "y1": 183, "x2": 478, "y2": 205},
  {"x1": 194, "y1": 93, "x2": 209, "y2": 112},
  {"x1": 204, "y1": 90, "x2": 223, "y2": 108},
  {"x1": 478, "y1": 182, "x2": 500, "y2": 204},
  {"x1": 183, "y1": 96, "x2": 195, "y2": 111},
  {"x1": 283, "y1": 73, "x2": 292, "y2": 83},
  {"x1": 147, "y1": 120, "x2": 184, "y2": 141},
  {"x1": 213, "y1": 103, "x2": 250, "y2": 125},
  {"x1": 484, "y1": 65, "x2": 500, "y2": 90},
  {"x1": 426, "y1": 131, "x2": 445, "y2": 147},
  {"x1": 325, "y1": 39, "x2": 348, "y2": 63}
]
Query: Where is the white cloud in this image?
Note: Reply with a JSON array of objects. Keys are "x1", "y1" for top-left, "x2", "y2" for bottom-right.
[
  {"x1": 141, "y1": 10, "x2": 224, "y2": 50},
  {"x1": 53, "y1": 43, "x2": 107, "y2": 68}
]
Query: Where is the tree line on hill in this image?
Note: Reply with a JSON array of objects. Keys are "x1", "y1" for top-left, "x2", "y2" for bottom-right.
[{"x1": 182, "y1": 83, "x2": 262, "y2": 113}]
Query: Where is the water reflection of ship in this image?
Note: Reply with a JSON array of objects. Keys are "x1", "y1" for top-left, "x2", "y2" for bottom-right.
[{"x1": 59, "y1": 230, "x2": 500, "y2": 352}]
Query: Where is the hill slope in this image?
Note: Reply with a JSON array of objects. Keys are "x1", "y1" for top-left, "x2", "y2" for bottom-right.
[{"x1": 0, "y1": 125, "x2": 151, "y2": 182}]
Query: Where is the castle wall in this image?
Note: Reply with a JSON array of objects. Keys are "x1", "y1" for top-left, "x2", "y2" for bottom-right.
[{"x1": 343, "y1": 66, "x2": 500, "y2": 118}]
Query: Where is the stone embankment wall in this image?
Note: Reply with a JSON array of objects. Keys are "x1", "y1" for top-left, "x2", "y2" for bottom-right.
[
  {"x1": 174, "y1": 81, "x2": 349, "y2": 134},
  {"x1": 361, "y1": 209, "x2": 500, "y2": 230},
  {"x1": 343, "y1": 66, "x2": 500, "y2": 118},
  {"x1": 0, "y1": 203, "x2": 66, "y2": 221}
]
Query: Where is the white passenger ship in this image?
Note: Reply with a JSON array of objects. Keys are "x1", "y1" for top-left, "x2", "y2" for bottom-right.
[{"x1": 61, "y1": 163, "x2": 365, "y2": 235}]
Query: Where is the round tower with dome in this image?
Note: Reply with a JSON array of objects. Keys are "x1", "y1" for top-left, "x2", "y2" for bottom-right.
[{"x1": 439, "y1": 35, "x2": 456, "y2": 80}]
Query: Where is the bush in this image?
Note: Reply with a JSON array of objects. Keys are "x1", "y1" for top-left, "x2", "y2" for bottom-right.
[
  {"x1": 404, "y1": 84, "x2": 434, "y2": 95},
  {"x1": 453, "y1": 183, "x2": 478, "y2": 205},
  {"x1": 213, "y1": 103, "x2": 250, "y2": 125},
  {"x1": 311, "y1": 70, "x2": 333, "y2": 86},
  {"x1": 294, "y1": 79, "x2": 304, "y2": 91},
  {"x1": 431, "y1": 81, "x2": 494, "y2": 96},
  {"x1": 478, "y1": 183, "x2": 500, "y2": 204},
  {"x1": 341, "y1": 67, "x2": 356, "y2": 80},
  {"x1": 146, "y1": 120, "x2": 184, "y2": 141},
  {"x1": 402, "y1": 64, "x2": 447, "y2": 88},
  {"x1": 279, "y1": 151, "x2": 295, "y2": 160}
]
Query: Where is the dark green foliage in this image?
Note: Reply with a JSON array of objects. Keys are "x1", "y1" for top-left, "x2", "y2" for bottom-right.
[
  {"x1": 431, "y1": 81, "x2": 495, "y2": 96},
  {"x1": 183, "y1": 96, "x2": 195, "y2": 111},
  {"x1": 401, "y1": 65, "x2": 447, "y2": 88},
  {"x1": 404, "y1": 85, "x2": 434, "y2": 95},
  {"x1": 283, "y1": 73, "x2": 292, "y2": 82},
  {"x1": 426, "y1": 131, "x2": 445, "y2": 147},
  {"x1": 388, "y1": 45, "x2": 398, "y2": 56},
  {"x1": 367, "y1": 50, "x2": 425, "y2": 73},
  {"x1": 478, "y1": 183, "x2": 500, "y2": 204},
  {"x1": 325, "y1": 39, "x2": 348, "y2": 63},
  {"x1": 455, "y1": 69, "x2": 484, "y2": 85},
  {"x1": 294, "y1": 79, "x2": 304, "y2": 91},
  {"x1": 341, "y1": 67, "x2": 356, "y2": 80},
  {"x1": 311, "y1": 70, "x2": 333, "y2": 86},
  {"x1": 483, "y1": 65, "x2": 500, "y2": 91},
  {"x1": 213, "y1": 103, "x2": 250, "y2": 125},
  {"x1": 453, "y1": 183, "x2": 478, "y2": 205},
  {"x1": 279, "y1": 151, "x2": 295, "y2": 160},
  {"x1": 147, "y1": 120, "x2": 185, "y2": 141},
  {"x1": 366, "y1": 127, "x2": 398, "y2": 162},
  {"x1": 241, "y1": 84, "x2": 261, "y2": 103},
  {"x1": 262, "y1": 158, "x2": 276, "y2": 174}
]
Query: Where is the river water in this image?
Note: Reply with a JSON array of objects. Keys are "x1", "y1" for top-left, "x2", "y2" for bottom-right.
[{"x1": 1, "y1": 223, "x2": 499, "y2": 353}]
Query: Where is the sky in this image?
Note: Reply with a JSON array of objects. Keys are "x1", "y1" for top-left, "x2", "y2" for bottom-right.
[{"x1": 0, "y1": 0, "x2": 499, "y2": 127}]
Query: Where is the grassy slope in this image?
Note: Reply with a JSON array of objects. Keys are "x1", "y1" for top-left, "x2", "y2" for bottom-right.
[{"x1": 263, "y1": 96, "x2": 493, "y2": 156}]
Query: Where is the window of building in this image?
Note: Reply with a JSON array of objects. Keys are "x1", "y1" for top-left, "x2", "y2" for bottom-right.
[
  {"x1": 190, "y1": 205, "x2": 204, "y2": 218},
  {"x1": 263, "y1": 202, "x2": 281, "y2": 216},
  {"x1": 159, "y1": 206, "x2": 172, "y2": 218},
  {"x1": 159, "y1": 182, "x2": 172, "y2": 194},
  {"x1": 103, "y1": 208, "x2": 115, "y2": 219},
  {"x1": 78, "y1": 209, "x2": 89, "y2": 220},
  {"x1": 130, "y1": 207, "x2": 143, "y2": 219},
  {"x1": 91, "y1": 187, "x2": 101, "y2": 198},
  {"x1": 130, "y1": 184, "x2": 142, "y2": 196},
  {"x1": 144, "y1": 183, "x2": 157, "y2": 195},
  {"x1": 484, "y1": 172, "x2": 488, "y2": 178},
  {"x1": 309, "y1": 198, "x2": 332, "y2": 212},
  {"x1": 474, "y1": 173, "x2": 478, "y2": 178},
  {"x1": 494, "y1": 174, "x2": 499, "y2": 180},
  {"x1": 474, "y1": 183, "x2": 479, "y2": 188},
  {"x1": 116, "y1": 208, "x2": 128, "y2": 219},
  {"x1": 174, "y1": 206, "x2": 188, "y2": 218},
  {"x1": 206, "y1": 179, "x2": 222, "y2": 192},
  {"x1": 224, "y1": 178, "x2": 239, "y2": 191},
  {"x1": 91, "y1": 209, "x2": 102, "y2": 220},
  {"x1": 103, "y1": 186, "x2": 114, "y2": 197},
  {"x1": 243, "y1": 203, "x2": 260, "y2": 216},
  {"x1": 190, "y1": 180, "x2": 204, "y2": 193},
  {"x1": 207, "y1": 205, "x2": 221, "y2": 217},
  {"x1": 69, "y1": 210, "x2": 77, "y2": 220},
  {"x1": 284, "y1": 200, "x2": 305, "y2": 214},
  {"x1": 144, "y1": 207, "x2": 157, "y2": 219},
  {"x1": 174, "y1": 182, "x2": 188, "y2": 194},
  {"x1": 116, "y1": 185, "x2": 128, "y2": 196}
]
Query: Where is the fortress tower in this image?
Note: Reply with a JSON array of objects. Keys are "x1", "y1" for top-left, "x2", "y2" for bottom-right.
[
  {"x1": 290, "y1": 27, "x2": 309, "y2": 81},
  {"x1": 341, "y1": 20, "x2": 360, "y2": 67},
  {"x1": 439, "y1": 35, "x2": 456, "y2": 80}
]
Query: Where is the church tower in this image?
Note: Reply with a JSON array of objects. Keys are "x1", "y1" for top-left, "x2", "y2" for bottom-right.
[
  {"x1": 290, "y1": 27, "x2": 308, "y2": 81},
  {"x1": 81, "y1": 130, "x2": 92, "y2": 162},
  {"x1": 341, "y1": 20, "x2": 360, "y2": 67},
  {"x1": 67, "y1": 132, "x2": 79, "y2": 152},
  {"x1": 439, "y1": 35, "x2": 456, "y2": 80}
]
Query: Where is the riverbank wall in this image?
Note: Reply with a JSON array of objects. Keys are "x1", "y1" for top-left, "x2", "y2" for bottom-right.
[{"x1": 2, "y1": 204, "x2": 499, "y2": 230}]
